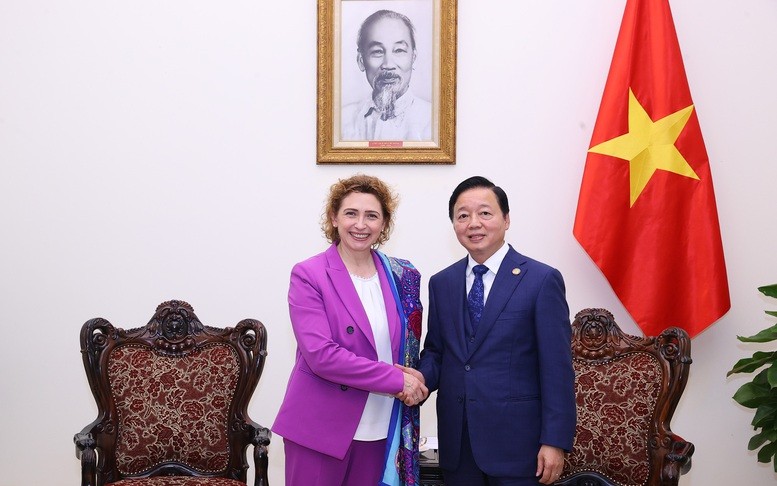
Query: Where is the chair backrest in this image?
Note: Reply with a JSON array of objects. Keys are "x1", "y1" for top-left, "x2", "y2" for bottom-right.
[
  {"x1": 78, "y1": 300, "x2": 268, "y2": 485},
  {"x1": 556, "y1": 308, "x2": 694, "y2": 486}
]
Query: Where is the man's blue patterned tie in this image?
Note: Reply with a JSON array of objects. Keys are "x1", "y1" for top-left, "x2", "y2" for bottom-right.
[{"x1": 467, "y1": 265, "x2": 489, "y2": 332}]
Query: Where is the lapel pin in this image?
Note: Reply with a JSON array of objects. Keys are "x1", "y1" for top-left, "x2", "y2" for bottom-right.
[{"x1": 512, "y1": 268, "x2": 521, "y2": 275}]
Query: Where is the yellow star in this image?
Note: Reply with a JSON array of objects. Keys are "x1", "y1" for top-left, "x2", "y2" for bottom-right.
[{"x1": 588, "y1": 88, "x2": 699, "y2": 207}]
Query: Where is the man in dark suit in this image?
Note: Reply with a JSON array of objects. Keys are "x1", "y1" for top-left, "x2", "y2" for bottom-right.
[{"x1": 417, "y1": 176, "x2": 576, "y2": 485}]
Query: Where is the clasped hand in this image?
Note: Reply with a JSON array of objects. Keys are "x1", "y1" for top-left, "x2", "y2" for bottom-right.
[{"x1": 393, "y1": 364, "x2": 428, "y2": 406}]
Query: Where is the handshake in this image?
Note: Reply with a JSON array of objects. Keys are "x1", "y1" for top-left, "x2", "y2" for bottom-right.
[{"x1": 393, "y1": 364, "x2": 428, "y2": 406}]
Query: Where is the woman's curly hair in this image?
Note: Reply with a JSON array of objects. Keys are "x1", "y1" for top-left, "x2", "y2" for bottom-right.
[{"x1": 321, "y1": 174, "x2": 398, "y2": 247}]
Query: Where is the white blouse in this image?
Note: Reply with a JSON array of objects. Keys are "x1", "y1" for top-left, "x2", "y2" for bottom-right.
[{"x1": 350, "y1": 272, "x2": 394, "y2": 441}]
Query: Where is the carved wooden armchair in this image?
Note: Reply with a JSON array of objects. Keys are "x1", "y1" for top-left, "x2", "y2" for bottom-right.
[
  {"x1": 74, "y1": 300, "x2": 270, "y2": 486},
  {"x1": 555, "y1": 308, "x2": 694, "y2": 486}
]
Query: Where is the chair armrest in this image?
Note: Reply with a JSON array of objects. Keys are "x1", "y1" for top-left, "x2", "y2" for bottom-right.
[
  {"x1": 664, "y1": 437, "x2": 695, "y2": 480},
  {"x1": 250, "y1": 424, "x2": 272, "y2": 486},
  {"x1": 74, "y1": 432, "x2": 96, "y2": 486}
]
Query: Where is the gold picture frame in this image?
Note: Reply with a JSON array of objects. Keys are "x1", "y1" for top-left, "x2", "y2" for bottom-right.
[{"x1": 317, "y1": 0, "x2": 457, "y2": 164}]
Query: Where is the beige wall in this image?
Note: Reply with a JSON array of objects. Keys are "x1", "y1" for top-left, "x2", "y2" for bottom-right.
[{"x1": 1, "y1": 0, "x2": 776, "y2": 484}]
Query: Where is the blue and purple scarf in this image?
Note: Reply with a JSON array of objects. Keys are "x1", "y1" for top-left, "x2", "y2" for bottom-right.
[{"x1": 377, "y1": 252, "x2": 422, "y2": 486}]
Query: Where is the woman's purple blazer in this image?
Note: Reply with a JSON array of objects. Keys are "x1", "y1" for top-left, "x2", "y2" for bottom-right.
[{"x1": 272, "y1": 243, "x2": 405, "y2": 459}]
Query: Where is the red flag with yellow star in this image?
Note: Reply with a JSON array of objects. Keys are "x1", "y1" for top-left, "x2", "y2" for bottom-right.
[{"x1": 573, "y1": 0, "x2": 730, "y2": 337}]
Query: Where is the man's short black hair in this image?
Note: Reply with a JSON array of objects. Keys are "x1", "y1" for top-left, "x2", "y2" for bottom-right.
[{"x1": 448, "y1": 176, "x2": 510, "y2": 221}]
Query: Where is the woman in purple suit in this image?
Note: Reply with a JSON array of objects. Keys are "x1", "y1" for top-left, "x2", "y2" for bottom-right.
[{"x1": 272, "y1": 174, "x2": 426, "y2": 486}]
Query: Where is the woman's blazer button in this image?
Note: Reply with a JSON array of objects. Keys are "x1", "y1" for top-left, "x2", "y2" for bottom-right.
[
  {"x1": 340, "y1": 385, "x2": 349, "y2": 391},
  {"x1": 346, "y1": 325, "x2": 354, "y2": 334}
]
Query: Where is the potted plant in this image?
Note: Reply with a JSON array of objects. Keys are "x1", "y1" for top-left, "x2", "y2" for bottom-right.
[{"x1": 728, "y1": 284, "x2": 777, "y2": 471}]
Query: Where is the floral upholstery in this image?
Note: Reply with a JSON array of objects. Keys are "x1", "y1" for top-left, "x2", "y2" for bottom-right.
[
  {"x1": 75, "y1": 301, "x2": 270, "y2": 486},
  {"x1": 561, "y1": 352, "x2": 661, "y2": 486},
  {"x1": 107, "y1": 343, "x2": 239, "y2": 476},
  {"x1": 109, "y1": 478, "x2": 245, "y2": 486}
]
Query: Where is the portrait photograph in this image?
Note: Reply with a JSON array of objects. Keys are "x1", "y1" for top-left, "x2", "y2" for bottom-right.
[{"x1": 317, "y1": 0, "x2": 457, "y2": 164}]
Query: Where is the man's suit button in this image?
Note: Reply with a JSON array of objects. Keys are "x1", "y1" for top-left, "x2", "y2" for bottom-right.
[
  {"x1": 464, "y1": 364, "x2": 471, "y2": 371},
  {"x1": 346, "y1": 326, "x2": 354, "y2": 334},
  {"x1": 340, "y1": 385, "x2": 348, "y2": 391}
]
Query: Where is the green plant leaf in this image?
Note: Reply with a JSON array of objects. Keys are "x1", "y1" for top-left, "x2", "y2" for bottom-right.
[
  {"x1": 728, "y1": 352, "x2": 777, "y2": 376},
  {"x1": 754, "y1": 369, "x2": 770, "y2": 385},
  {"x1": 733, "y1": 285, "x2": 777, "y2": 469},
  {"x1": 759, "y1": 284, "x2": 777, "y2": 299},
  {"x1": 749, "y1": 430, "x2": 777, "y2": 450},
  {"x1": 734, "y1": 381, "x2": 772, "y2": 408},
  {"x1": 752, "y1": 403, "x2": 777, "y2": 428},
  {"x1": 749, "y1": 435, "x2": 765, "y2": 451},
  {"x1": 738, "y1": 325, "x2": 777, "y2": 343},
  {"x1": 757, "y1": 441, "x2": 777, "y2": 463},
  {"x1": 769, "y1": 365, "x2": 777, "y2": 388}
]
